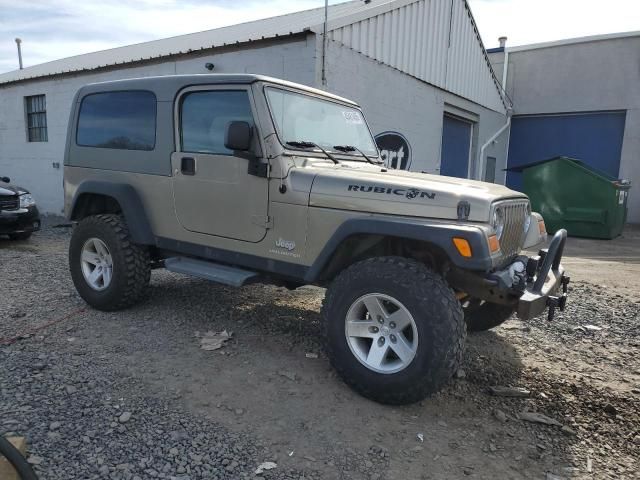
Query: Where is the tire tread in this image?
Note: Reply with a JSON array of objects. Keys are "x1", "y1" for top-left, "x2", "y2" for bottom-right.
[
  {"x1": 321, "y1": 256, "x2": 465, "y2": 404},
  {"x1": 69, "y1": 214, "x2": 150, "y2": 311}
]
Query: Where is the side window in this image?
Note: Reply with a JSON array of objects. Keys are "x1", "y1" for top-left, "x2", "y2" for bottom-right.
[
  {"x1": 180, "y1": 90, "x2": 254, "y2": 155},
  {"x1": 77, "y1": 91, "x2": 156, "y2": 151}
]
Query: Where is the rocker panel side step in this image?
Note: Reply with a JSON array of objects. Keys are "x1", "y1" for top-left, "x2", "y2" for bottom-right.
[{"x1": 164, "y1": 257, "x2": 259, "y2": 287}]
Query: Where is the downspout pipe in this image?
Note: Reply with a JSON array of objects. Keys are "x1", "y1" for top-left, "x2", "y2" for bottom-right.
[
  {"x1": 499, "y1": 36, "x2": 509, "y2": 92},
  {"x1": 478, "y1": 40, "x2": 512, "y2": 182},
  {"x1": 501, "y1": 49, "x2": 509, "y2": 94},
  {"x1": 499, "y1": 47, "x2": 511, "y2": 184},
  {"x1": 477, "y1": 109, "x2": 512, "y2": 181}
]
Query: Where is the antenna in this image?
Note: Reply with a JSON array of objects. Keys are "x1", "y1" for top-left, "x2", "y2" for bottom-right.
[{"x1": 321, "y1": 0, "x2": 328, "y2": 86}]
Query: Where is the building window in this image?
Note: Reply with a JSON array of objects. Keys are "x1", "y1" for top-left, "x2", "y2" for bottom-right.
[
  {"x1": 76, "y1": 91, "x2": 156, "y2": 151},
  {"x1": 180, "y1": 90, "x2": 254, "y2": 155},
  {"x1": 25, "y1": 94, "x2": 48, "y2": 142}
]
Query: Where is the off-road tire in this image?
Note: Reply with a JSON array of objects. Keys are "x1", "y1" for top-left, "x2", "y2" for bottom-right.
[
  {"x1": 321, "y1": 256, "x2": 465, "y2": 405},
  {"x1": 8, "y1": 231, "x2": 32, "y2": 240},
  {"x1": 69, "y1": 214, "x2": 150, "y2": 311},
  {"x1": 464, "y1": 301, "x2": 515, "y2": 332}
]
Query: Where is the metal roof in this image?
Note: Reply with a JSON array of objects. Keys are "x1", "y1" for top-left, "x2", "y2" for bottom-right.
[
  {"x1": 505, "y1": 30, "x2": 640, "y2": 53},
  {"x1": 0, "y1": 0, "x2": 506, "y2": 112},
  {"x1": 0, "y1": 0, "x2": 384, "y2": 85},
  {"x1": 328, "y1": 0, "x2": 506, "y2": 112}
]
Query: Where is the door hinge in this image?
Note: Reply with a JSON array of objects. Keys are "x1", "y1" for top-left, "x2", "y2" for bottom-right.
[{"x1": 252, "y1": 215, "x2": 273, "y2": 229}]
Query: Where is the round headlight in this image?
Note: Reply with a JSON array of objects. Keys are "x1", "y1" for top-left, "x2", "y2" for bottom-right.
[{"x1": 492, "y1": 207, "x2": 505, "y2": 239}]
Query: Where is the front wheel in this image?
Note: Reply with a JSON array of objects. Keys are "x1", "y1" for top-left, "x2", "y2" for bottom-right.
[
  {"x1": 322, "y1": 257, "x2": 465, "y2": 405},
  {"x1": 69, "y1": 214, "x2": 150, "y2": 311}
]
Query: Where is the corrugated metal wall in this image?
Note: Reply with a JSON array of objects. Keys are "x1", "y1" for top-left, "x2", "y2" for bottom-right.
[{"x1": 328, "y1": 0, "x2": 505, "y2": 113}]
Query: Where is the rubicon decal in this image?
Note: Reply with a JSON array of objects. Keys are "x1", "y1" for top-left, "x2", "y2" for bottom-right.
[{"x1": 348, "y1": 185, "x2": 435, "y2": 200}]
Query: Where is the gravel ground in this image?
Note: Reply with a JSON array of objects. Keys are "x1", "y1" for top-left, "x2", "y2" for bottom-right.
[
  {"x1": 2, "y1": 348, "x2": 296, "y2": 480},
  {"x1": 1, "y1": 224, "x2": 639, "y2": 479}
]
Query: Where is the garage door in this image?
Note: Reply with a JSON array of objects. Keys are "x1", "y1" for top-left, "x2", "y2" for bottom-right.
[
  {"x1": 507, "y1": 111, "x2": 626, "y2": 191},
  {"x1": 440, "y1": 115, "x2": 472, "y2": 178}
]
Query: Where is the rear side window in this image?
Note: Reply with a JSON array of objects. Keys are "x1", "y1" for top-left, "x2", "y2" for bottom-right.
[
  {"x1": 77, "y1": 91, "x2": 156, "y2": 150},
  {"x1": 180, "y1": 90, "x2": 254, "y2": 155}
]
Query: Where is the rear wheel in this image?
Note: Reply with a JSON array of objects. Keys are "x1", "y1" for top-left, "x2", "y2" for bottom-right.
[
  {"x1": 463, "y1": 299, "x2": 515, "y2": 332},
  {"x1": 69, "y1": 214, "x2": 150, "y2": 311},
  {"x1": 322, "y1": 257, "x2": 465, "y2": 405}
]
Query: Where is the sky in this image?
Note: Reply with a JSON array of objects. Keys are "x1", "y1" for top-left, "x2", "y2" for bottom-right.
[{"x1": 1, "y1": 0, "x2": 639, "y2": 73}]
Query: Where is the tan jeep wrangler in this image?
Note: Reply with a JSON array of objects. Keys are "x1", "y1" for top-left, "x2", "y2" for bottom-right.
[{"x1": 64, "y1": 74, "x2": 569, "y2": 404}]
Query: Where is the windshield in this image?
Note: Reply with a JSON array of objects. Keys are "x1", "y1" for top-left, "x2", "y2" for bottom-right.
[{"x1": 265, "y1": 87, "x2": 378, "y2": 158}]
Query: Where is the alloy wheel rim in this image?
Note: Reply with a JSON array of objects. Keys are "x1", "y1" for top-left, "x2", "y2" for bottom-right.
[
  {"x1": 80, "y1": 238, "x2": 113, "y2": 291},
  {"x1": 344, "y1": 293, "x2": 418, "y2": 374}
]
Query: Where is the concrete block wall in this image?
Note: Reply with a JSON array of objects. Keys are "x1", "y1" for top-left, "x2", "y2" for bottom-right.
[
  {"x1": 0, "y1": 62, "x2": 175, "y2": 214},
  {"x1": 0, "y1": 36, "x2": 316, "y2": 214}
]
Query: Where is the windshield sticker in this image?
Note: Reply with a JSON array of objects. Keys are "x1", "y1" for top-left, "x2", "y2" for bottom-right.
[
  {"x1": 348, "y1": 184, "x2": 435, "y2": 200},
  {"x1": 342, "y1": 111, "x2": 363, "y2": 125}
]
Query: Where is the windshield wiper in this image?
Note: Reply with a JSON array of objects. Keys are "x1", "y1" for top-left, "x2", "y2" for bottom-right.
[
  {"x1": 285, "y1": 141, "x2": 339, "y2": 164},
  {"x1": 333, "y1": 145, "x2": 382, "y2": 165}
]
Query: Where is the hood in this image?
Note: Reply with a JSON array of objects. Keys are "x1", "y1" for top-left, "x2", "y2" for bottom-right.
[
  {"x1": 0, "y1": 184, "x2": 26, "y2": 196},
  {"x1": 305, "y1": 161, "x2": 527, "y2": 222}
]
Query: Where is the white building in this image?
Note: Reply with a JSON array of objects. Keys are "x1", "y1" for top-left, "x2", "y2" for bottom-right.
[
  {"x1": 489, "y1": 32, "x2": 640, "y2": 223},
  {"x1": 0, "y1": 0, "x2": 508, "y2": 214}
]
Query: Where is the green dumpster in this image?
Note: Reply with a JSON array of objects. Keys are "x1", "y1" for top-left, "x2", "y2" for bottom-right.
[{"x1": 507, "y1": 156, "x2": 631, "y2": 239}]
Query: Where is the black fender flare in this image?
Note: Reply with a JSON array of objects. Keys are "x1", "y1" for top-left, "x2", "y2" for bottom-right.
[
  {"x1": 69, "y1": 180, "x2": 155, "y2": 245},
  {"x1": 304, "y1": 217, "x2": 493, "y2": 282}
]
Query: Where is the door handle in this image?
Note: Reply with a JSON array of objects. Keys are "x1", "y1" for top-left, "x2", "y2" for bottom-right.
[{"x1": 181, "y1": 157, "x2": 196, "y2": 175}]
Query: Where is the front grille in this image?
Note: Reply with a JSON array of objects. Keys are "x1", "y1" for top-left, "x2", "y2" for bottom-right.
[
  {"x1": 0, "y1": 196, "x2": 19, "y2": 211},
  {"x1": 495, "y1": 199, "x2": 529, "y2": 266}
]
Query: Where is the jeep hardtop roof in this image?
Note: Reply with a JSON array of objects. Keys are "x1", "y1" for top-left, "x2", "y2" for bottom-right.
[{"x1": 76, "y1": 74, "x2": 358, "y2": 105}]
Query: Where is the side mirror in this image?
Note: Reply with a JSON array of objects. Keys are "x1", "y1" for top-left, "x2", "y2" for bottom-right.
[
  {"x1": 224, "y1": 121, "x2": 252, "y2": 152},
  {"x1": 1, "y1": 176, "x2": 10, "y2": 183}
]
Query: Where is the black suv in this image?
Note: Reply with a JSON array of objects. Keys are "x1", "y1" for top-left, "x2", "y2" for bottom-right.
[{"x1": 0, "y1": 176, "x2": 40, "y2": 240}]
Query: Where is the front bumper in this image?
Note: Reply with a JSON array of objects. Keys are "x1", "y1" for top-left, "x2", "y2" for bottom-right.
[
  {"x1": 0, "y1": 206, "x2": 41, "y2": 235},
  {"x1": 516, "y1": 229, "x2": 569, "y2": 320},
  {"x1": 449, "y1": 229, "x2": 570, "y2": 321}
]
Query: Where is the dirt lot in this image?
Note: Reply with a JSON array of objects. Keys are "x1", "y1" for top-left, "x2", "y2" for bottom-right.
[{"x1": 1, "y1": 222, "x2": 639, "y2": 480}]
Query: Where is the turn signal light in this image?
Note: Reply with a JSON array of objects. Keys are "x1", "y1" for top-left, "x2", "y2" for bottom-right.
[
  {"x1": 538, "y1": 220, "x2": 547, "y2": 234},
  {"x1": 488, "y1": 234, "x2": 500, "y2": 253},
  {"x1": 453, "y1": 237, "x2": 472, "y2": 258}
]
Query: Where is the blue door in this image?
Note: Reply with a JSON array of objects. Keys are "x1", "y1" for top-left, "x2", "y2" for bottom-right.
[
  {"x1": 441, "y1": 115, "x2": 472, "y2": 178},
  {"x1": 507, "y1": 111, "x2": 626, "y2": 191}
]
